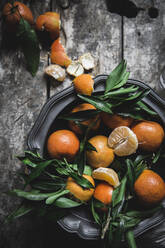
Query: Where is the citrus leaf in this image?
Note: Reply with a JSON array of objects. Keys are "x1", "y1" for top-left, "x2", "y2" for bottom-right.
[
  {"x1": 17, "y1": 18, "x2": 40, "y2": 76},
  {"x1": 58, "y1": 109, "x2": 100, "y2": 121},
  {"x1": 8, "y1": 189, "x2": 55, "y2": 201},
  {"x1": 105, "y1": 60, "x2": 127, "y2": 93},
  {"x1": 25, "y1": 160, "x2": 54, "y2": 186},
  {"x1": 54, "y1": 197, "x2": 82, "y2": 208},
  {"x1": 125, "y1": 230, "x2": 137, "y2": 248},
  {"x1": 46, "y1": 189, "x2": 69, "y2": 205},
  {"x1": 77, "y1": 94, "x2": 113, "y2": 114},
  {"x1": 5, "y1": 203, "x2": 34, "y2": 223}
]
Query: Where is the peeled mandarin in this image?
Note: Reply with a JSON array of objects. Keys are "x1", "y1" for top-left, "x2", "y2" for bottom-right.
[{"x1": 108, "y1": 126, "x2": 138, "y2": 156}]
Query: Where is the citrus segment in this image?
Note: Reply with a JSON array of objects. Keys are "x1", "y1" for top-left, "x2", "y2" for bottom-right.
[
  {"x1": 92, "y1": 167, "x2": 120, "y2": 188},
  {"x1": 108, "y1": 126, "x2": 138, "y2": 156}
]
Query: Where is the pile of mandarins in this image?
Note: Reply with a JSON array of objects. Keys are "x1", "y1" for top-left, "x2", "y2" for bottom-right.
[
  {"x1": 47, "y1": 97, "x2": 165, "y2": 209},
  {"x1": 2, "y1": 1, "x2": 95, "y2": 83}
]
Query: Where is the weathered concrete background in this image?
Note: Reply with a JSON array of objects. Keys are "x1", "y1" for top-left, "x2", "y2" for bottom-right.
[{"x1": 0, "y1": 0, "x2": 165, "y2": 247}]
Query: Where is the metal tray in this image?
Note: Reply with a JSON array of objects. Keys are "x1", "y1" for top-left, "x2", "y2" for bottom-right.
[{"x1": 27, "y1": 75, "x2": 165, "y2": 241}]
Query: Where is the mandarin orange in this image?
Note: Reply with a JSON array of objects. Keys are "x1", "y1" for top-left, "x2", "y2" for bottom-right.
[
  {"x1": 101, "y1": 113, "x2": 133, "y2": 130},
  {"x1": 47, "y1": 129, "x2": 80, "y2": 161},
  {"x1": 2, "y1": 1, "x2": 34, "y2": 31},
  {"x1": 36, "y1": 12, "x2": 60, "y2": 40},
  {"x1": 73, "y1": 74, "x2": 94, "y2": 96},
  {"x1": 68, "y1": 103, "x2": 100, "y2": 135},
  {"x1": 94, "y1": 182, "x2": 113, "y2": 206},
  {"x1": 66, "y1": 174, "x2": 95, "y2": 202},
  {"x1": 134, "y1": 169, "x2": 165, "y2": 207},
  {"x1": 131, "y1": 121, "x2": 164, "y2": 152},
  {"x1": 86, "y1": 135, "x2": 115, "y2": 168}
]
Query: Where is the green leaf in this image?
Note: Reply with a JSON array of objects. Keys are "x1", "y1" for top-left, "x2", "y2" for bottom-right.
[
  {"x1": 59, "y1": 109, "x2": 100, "y2": 121},
  {"x1": 125, "y1": 206, "x2": 161, "y2": 218},
  {"x1": 91, "y1": 198, "x2": 102, "y2": 225},
  {"x1": 125, "y1": 230, "x2": 137, "y2": 248},
  {"x1": 113, "y1": 71, "x2": 130, "y2": 90},
  {"x1": 69, "y1": 172, "x2": 94, "y2": 189},
  {"x1": 105, "y1": 60, "x2": 128, "y2": 93},
  {"x1": 136, "y1": 101, "x2": 158, "y2": 116},
  {"x1": 17, "y1": 18, "x2": 40, "y2": 76},
  {"x1": 103, "y1": 85, "x2": 139, "y2": 100},
  {"x1": 86, "y1": 141, "x2": 97, "y2": 152},
  {"x1": 126, "y1": 159, "x2": 135, "y2": 194},
  {"x1": 69, "y1": 164, "x2": 92, "y2": 176},
  {"x1": 112, "y1": 176, "x2": 127, "y2": 208},
  {"x1": 46, "y1": 189, "x2": 69, "y2": 205},
  {"x1": 77, "y1": 94, "x2": 113, "y2": 114},
  {"x1": 5, "y1": 204, "x2": 34, "y2": 223},
  {"x1": 54, "y1": 197, "x2": 82, "y2": 208},
  {"x1": 8, "y1": 189, "x2": 55, "y2": 201},
  {"x1": 25, "y1": 160, "x2": 53, "y2": 186}
]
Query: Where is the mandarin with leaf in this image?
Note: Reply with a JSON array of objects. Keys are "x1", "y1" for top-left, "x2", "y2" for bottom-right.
[
  {"x1": 66, "y1": 174, "x2": 95, "y2": 202},
  {"x1": 68, "y1": 103, "x2": 100, "y2": 135},
  {"x1": 2, "y1": 1, "x2": 34, "y2": 32},
  {"x1": 86, "y1": 135, "x2": 115, "y2": 168}
]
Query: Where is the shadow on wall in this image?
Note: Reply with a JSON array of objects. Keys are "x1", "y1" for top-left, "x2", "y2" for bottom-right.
[{"x1": 105, "y1": 0, "x2": 159, "y2": 18}]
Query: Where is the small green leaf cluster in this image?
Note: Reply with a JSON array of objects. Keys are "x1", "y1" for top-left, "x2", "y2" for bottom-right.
[{"x1": 6, "y1": 150, "x2": 93, "y2": 223}]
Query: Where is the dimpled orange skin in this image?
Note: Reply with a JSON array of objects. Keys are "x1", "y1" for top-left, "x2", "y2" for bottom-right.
[
  {"x1": 73, "y1": 74, "x2": 94, "y2": 96},
  {"x1": 47, "y1": 129, "x2": 80, "y2": 162},
  {"x1": 50, "y1": 39, "x2": 71, "y2": 67},
  {"x1": 66, "y1": 174, "x2": 95, "y2": 201},
  {"x1": 35, "y1": 12, "x2": 60, "y2": 40},
  {"x1": 131, "y1": 121, "x2": 165, "y2": 152},
  {"x1": 2, "y1": 1, "x2": 34, "y2": 31},
  {"x1": 86, "y1": 135, "x2": 115, "y2": 168},
  {"x1": 68, "y1": 103, "x2": 101, "y2": 135},
  {"x1": 101, "y1": 113, "x2": 133, "y2": 130},
  {"x1": 134, "y1": 170, "x2": 165, "y2": 207},
  {"x1": 94, "y1": 182, "x2": 113, "y2": 205}
]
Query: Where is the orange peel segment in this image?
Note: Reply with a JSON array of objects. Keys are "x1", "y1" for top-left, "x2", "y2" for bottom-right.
[
  {"x1": 51, "y1": 38, "x2": 72, "y2": 67},
  {"x1": 45, "y1": 64, "x2": 66, "y2": 81},
  {"x1": 108, "y1": 126, "x2": 138, "y2": 156},
  {"x1": 79, "y1": 53, "x2": 95, "y2": 70},
  {"x1": 92, "y1": 167, "x2": 120, "y2": 188}
]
